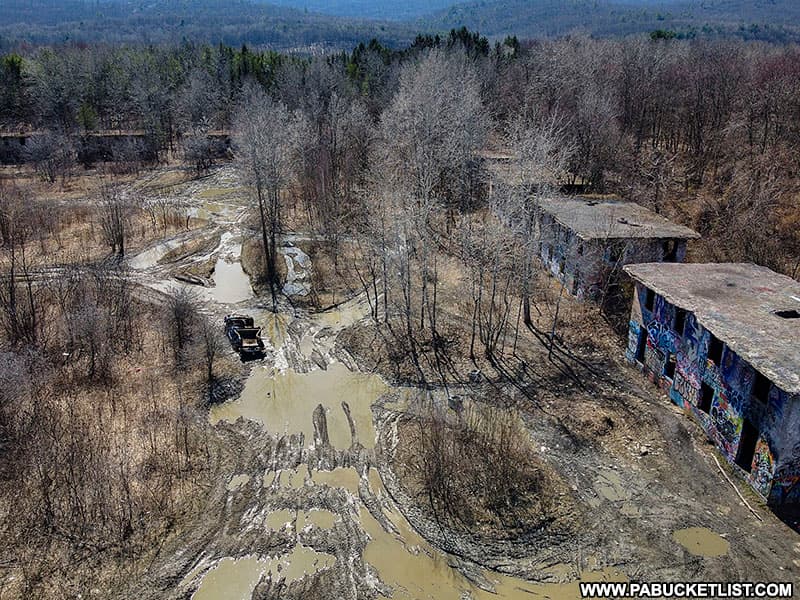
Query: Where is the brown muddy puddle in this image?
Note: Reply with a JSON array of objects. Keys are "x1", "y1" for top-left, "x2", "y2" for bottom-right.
[
  {"x1": 210, "y1": 233, "x2": 253, "y2": 304},
  {"x1": 226, "y1": 474, "x2": 251, "y2": 492},
  {"x1": 359, "y1": 503, "x2": 624, "y2": 600},
  {"x1": 206, "y1": 335, "x2": 625, "y2": 599},
  {"x1": 129, "y1": 238, "x2": 183, "y2": 270},
  {"x1": 265, "y1": 509, "x2": 294, "y2": 531},
  {"x1": 672, "y1": 527, "x2": 730, "y2": 557},
  {"x1": 310, "y1": 466, "x2": 361, "y2": 493},
  {"x1": 209, "y1": 361, "x2": 388, "y2": 449},
  {"x1": 189, "y1": 201, "x2": 236, "y2": 222},
  {"x1": 263, "y1": 313, "x2": 290, "y2": 350},
  {"x1": 314, "y1": 298, "x2": 372, "y2": 330},
  {"x1": 211, "y1": 258, "x2": 252, "y2": 304},
  {"x1": 192, "y1": 546, "x2": 335, "y2": 600},
  {"x1": 298, "y1": 509, "x2": 338, "y2": 530}
]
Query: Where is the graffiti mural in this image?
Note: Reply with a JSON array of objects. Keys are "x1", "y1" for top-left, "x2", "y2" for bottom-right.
[
  {"x1": 646, "y1": 320, "x2": 678, "y2": 355},
  {"x1": 750, "y1": 438, "x2": 775, "y2": 497},
  {"x1": 682, "y1": 313, "x2": 700, "y2": 352},
  {"x1": 770, "y1": 438, "x2": 800, "y2": 505},
  {"x1": 709, "y1": 390, "x2": 742, "y2": 457},
  {"x1": 644, "y1": 343, "x2": 665, "y2": 381},
  {"x1": 625, "y1": 320, "x2": 640, "y2": 362},
  {"x1": 627, "y1": 284, "x2": 800, "y2": 510},
  {"x1": 765, "y1": 385, "x2": 787, "y2": 432},
  {"x1": 675, "y1": 350, "x2": 700, "y2": 389},
  {"x1": 652, "y1": 294, "x2": 672, "y2": 326},
  {"x1": 721, "y1": 350, "x2": 750, "y2": 390},
  {"x1": 670, "y1": 369, "x2": 695, "y2": 408}
]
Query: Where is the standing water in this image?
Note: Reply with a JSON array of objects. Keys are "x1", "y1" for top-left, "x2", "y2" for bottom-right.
[
  {"x1": 210, "y1": 232, "x2": 253, "y2": 304},
  {"x1": 210, "y1": 361, "x2": 388, "y2": 449},
  {"x1": 199, "y1": 337, "x2": 626, "y2": 599}
]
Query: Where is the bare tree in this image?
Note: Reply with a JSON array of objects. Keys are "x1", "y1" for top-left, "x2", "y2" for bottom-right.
[
  {"x1": 378, "y1": 50, "x2": 489, "y2": 216},
  {"x1": 460, "y1": 216, "x2": 516, "y2": 361},
  {"x1": 0, "y1": 185, "x2": 43, "y2": 347},
  {"x1": 24, "y1": 131, "x2": 75, "y2": 185},
  {"x1": 233, "y1": 83, "x2": 308, "y2": 308},
  {"x1": 372, "y1": 49, "x2": 489, "y2": 362},
  {"x1": 97, "y1": 184, "x2": 131, "y2": 259},
  {"x1": 198, "y1": 314, "x2": 224, "y2": 400},
  {"x1": 184, "y1": 129, "x2": 226, "y2": 176},
  {"x1": 165, "y1": 287, "x2": 198, "y2": 370},
  {"x1": 304, "y1": 94, "x2": 375, "y2": 267},
  {"x1": 496, "y1": 111, "x2": 575, "y2": 327}
]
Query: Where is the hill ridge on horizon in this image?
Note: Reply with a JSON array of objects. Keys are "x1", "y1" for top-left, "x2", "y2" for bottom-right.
[{"x1": 2, "y1": 0, "x2": 800, "y2": 50}]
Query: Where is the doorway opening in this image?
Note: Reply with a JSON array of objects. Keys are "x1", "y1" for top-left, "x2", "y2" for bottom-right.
[{"x1": 736, "y1": 419, "x2": 759, "y2": 473}]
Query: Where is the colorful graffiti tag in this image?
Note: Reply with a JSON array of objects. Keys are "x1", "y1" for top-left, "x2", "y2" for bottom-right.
[
  {"x1": 646, "y1": 320, "x2": 678, "y2": 355},
  {"x1": 750, "y1": 438, "x2": 775, "y2": 497},
  {"x1": 626, "y1": 320, "x2": 640, "y2": 362},
  {"x1": 670, "y1": 369, "x2": 693, "y2": 408},
  {"x1": 627, "y1": 286, "x2": 800, "y2": 510},
  {"x1": 709, "y1": 390, "x2": 743, "y2": 457},
  {"x1": 644, "y1": 344, "x2": 666, "y2": 381},
  {"x1": 652, "y1": 294, "x2": 672, "y2": 326},
  {"x1": 721, "y1": 349, "x2": 753, "y2": 393}
]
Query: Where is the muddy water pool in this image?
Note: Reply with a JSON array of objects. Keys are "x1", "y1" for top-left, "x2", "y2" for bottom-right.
[
  {"x1": 129, "y1": 238, "x2": 183, "y2": 270},
  {"x1": 192, "y1": 546, "x2": 335, "y2": 600},
  {"x1": 209, "y1": 361, "x2": 388, "y2": 449},
  {"x1": 210, "y1": 232, "x2": 253, "y2": 305},
  {"x1": 199, "y1": 353, "x2": 626, "y2": 599},
  {"x1": 672, "y1": 527, "x2": 730, "y2": 557}
]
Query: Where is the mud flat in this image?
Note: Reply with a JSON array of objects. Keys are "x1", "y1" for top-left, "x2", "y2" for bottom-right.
[
  {"x1": 209, "y1": 361, "x2": 388, "y2": 450},
  {"x1": 192, "y1": 546, "x2": 336, "y2": 600},
  {"x1": 192, "y1": 326, "x2": 627, "y2": 600}
]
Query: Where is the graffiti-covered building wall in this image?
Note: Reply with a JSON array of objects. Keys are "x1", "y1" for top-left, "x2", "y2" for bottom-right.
[
  {"x1": 623, "y1": 263, "x2": 800, "y2": 509},
  {"x1": 534, "y1": 197, "x2": 699, "y2": 303}
]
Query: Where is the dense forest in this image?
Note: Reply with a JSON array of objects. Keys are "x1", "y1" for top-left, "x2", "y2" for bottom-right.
[
  {"x1": 429, "y1": 0, "x2": 800, "y2": 43},
  {"x1": 3, "y1": 0, "x2": 800, "y2": 51},
  {"x1": 1, "y1": 32, "x2": 798, "y2": 275},
  {"x1": 0, "y1": 0, "x2": 417, "y2": 51},
  {"x1": 264, "y1": 0, "x2": 463, "y2": 20}
]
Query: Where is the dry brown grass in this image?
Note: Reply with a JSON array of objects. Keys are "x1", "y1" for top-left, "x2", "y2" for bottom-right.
[
  {"x1": 240, "y1": 234, "x2": 269, "y2": 286},
  {"x1": 298, "y1": 238, "x2": 362, "y2": 308},
  {"x1": 0, "y1": 164, "x2": 238, "y2": 596},
  {"x1": 0, "y1": 295, "x2": 233, "y2": 597},
  {"x1": 392, "y1": 398, "x2": 573, "y2": 538}
]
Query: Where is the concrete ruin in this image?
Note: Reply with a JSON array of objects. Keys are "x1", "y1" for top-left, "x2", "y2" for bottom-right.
[
  {"x1": 535, "y1": 197, "x2": 699, "y2": 303},
  {"x1": 623, "y1": 262, "x2": 800, "y2": 510}
]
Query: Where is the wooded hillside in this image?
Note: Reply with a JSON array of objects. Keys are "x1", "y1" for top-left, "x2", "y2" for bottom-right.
[{"x1": 4, "y1": 0, "x2": 800, "y2": 50}]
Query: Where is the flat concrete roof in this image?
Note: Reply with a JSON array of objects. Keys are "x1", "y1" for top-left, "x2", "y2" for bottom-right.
[
  {"x1": 538, "y1": 196, "x2": 700, "y2": 240},
  {"x1": 624, "y1": 262, "x2": 800, "y2": 394}
]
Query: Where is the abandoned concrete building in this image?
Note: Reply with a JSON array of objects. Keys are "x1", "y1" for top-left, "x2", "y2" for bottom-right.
[
  {"x1": 535, "y1": 197, "x2": 699, "y2": 302},
  {"x1": 623, "y1": 262, "x2": 800, "y2": 509}
]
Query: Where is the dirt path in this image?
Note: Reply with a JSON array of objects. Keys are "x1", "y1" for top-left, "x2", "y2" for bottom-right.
[{"x1": 120, "y1": 165, "x2": 800, "y2": 600}]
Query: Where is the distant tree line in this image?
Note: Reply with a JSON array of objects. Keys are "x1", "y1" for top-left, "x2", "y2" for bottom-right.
[
  {"x1": 1, "y1": 31, "x2": 798, "y2": 278},
  {"x1": 4, "y1": 0, "x2": 800, "y2": 51}
]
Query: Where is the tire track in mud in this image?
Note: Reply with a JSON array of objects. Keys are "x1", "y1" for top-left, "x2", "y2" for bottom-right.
[
  {"x1": 120, "y1": 165, "x2": 799, "y2": 599},
  {"x1": 120, "y1": 168, "x2": 409, "y2": 599}
]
